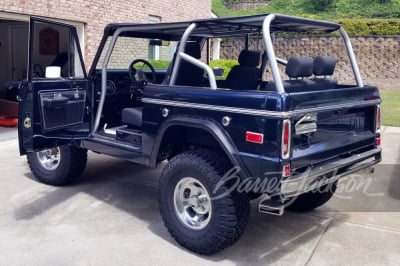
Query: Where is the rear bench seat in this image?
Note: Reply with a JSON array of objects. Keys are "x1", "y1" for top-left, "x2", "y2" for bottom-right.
[
  {"x1": 312, "y1": 55, "x2": 337, "y2": 90},
  {"x1": 264, "y1": 56, "x2": 314, "y2": 93},
  {"x1": 263, "y1": 55, "x2": 338, "y2": 92}
]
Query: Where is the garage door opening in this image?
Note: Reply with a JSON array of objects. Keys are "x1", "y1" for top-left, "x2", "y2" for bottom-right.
[
  {"x1": 0, "y1": 19, "x2": 28, "y2": 103},
  {"x1": 0, "y1": 19, "x2": 28, "y2": 130}
]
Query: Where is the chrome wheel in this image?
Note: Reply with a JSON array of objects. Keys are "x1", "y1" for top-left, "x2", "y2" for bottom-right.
[
  {"x1": 36, "y1": 147, "x2": 61, "y2": 171},
  {"x1": 173, "y1": 177, "x2": 212, "y2": 230}
]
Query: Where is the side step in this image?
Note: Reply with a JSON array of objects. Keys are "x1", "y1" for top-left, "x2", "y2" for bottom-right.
[
  {"x1": 116, "y1": 128, "x2": 142, "y2": 146},
  {"x1": 259, "y1": 197, "x2": 285, "y2": 216}
]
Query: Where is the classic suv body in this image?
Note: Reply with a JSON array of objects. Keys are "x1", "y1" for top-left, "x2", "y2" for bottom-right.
[{"x1": 18, "y1": 14, "x2": 381, "y2": 254}]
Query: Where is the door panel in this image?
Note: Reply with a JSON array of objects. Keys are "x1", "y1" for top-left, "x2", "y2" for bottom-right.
[
  {"x1": 18, "y1": 17, "x2": 90, "y2": 154},
  {"x1": 39, "y1": 86, "x2": 87, "y2": 131}
]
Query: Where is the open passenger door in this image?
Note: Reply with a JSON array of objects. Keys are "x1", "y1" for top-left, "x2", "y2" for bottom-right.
[{"x1": 18, "y1": 17, "x2": 90, "y2": 155}]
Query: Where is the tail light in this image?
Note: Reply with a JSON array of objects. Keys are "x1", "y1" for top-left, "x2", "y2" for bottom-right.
[
  {"x1": 281, "y1": 119, "x2": 291, "y2": 159},
  {"x1": 282, "y1": 163, "x2": 291, "y2": 177},
  {"x1": 376, "y1": 105, "x2": 381, "y2": 133},
  {"x1": 376, "y1": 105, "x2": 381, "y2": 147},
  {"x1": 376, "y1": 137, "x2": 381, "y2": 147}
]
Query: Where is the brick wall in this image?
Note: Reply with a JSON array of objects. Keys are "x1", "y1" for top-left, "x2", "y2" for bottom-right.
[
  {"x1": 225, "y1": 1, "x2": 270, "y2": 11},
  {"x1": 220, "y1": 35, "x2": 400, "y2": 82},
  {"x1": 97, "y1": 38, "x2": 177, "y2": 69},
  {"x1": 0, "y1": 0, "x2": 211, "y2": 68}
]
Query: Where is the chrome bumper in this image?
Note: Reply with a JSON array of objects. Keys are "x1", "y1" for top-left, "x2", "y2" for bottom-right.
[{"x1": 281, "y1": 147, "x2": 382, "y2": 198}]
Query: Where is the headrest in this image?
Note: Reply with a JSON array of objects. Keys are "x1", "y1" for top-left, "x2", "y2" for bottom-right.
[
  {"x1": 313, "y1": 56, "x2": 336, "y2": 76},
  {"x1": 183, "y1": 42, "x2": 201, "y2": 59},
  {"x1": 285, "y1": 56, "x2": 313, "y2": 78},
  {"x1": 238, "y1": 50, "x2": 260, "y2": 67}
]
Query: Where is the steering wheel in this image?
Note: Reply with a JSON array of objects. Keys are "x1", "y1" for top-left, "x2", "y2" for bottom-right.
[
  {"x1": 128, "y1": 59, "x2": 157, "y2": 89},
  {"x1": 33, "y1": 64, "x2": 44, "y2": 77}
]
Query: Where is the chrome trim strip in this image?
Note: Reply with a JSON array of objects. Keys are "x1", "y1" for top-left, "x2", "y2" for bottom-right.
[
  {"x1": 142, "y1": 98, "x2": 381, "y2": 118},
  {"x1": 281, "y1": 119, "x2": 291, "y2": 159},
  {"x1": 291, "y1": 99, "x2": 381, "y2": 115},
  {"x1": 143, "y1": 98, "x2": 288, "y2": 118}
]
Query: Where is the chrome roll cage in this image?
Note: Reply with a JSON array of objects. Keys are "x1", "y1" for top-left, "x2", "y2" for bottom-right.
[{"x1": 94, "y1": 14, "x2": 364, "y2": 133}]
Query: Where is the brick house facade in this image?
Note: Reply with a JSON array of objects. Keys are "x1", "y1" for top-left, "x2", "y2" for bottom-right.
[{"x1": 0, "y1": 0, "x2": 211, "y2": 70}]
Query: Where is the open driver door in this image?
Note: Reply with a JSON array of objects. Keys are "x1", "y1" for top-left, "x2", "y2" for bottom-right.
[{"x1": 18, "y1": 17, "x2": 90, "y2": 155}]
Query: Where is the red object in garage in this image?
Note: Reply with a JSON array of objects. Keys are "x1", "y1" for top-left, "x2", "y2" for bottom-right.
[
  {"x1": 0, "y1": 99, "x2": 19, "y2": 127},
  {"x1": 0, "y1": 117, "x2": 18, "y2": 127}
]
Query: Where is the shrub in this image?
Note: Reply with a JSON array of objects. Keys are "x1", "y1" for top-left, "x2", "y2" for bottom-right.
[
  {"x1": 339, "y1": 19, "x2": 400, "y2": 35},
  {"x1": 310, "y1": 0, "x2": 335, "y2": 11},
  {"x1": 148, "y1": 60, "x2": 171, "y2": 69},
  {"x1": 209, "y1": 59, "x2": 238, "y2": 79}
]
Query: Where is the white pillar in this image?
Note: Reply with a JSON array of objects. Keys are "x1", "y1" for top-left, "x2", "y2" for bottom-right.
[{"x1": 212, "y1": 38, "x2": 221, "y2": 60}]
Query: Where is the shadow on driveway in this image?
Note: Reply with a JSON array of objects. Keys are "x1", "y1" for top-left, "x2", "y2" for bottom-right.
[{"x1": 15, "y1": 153, "x2": 346, "y2": 265}]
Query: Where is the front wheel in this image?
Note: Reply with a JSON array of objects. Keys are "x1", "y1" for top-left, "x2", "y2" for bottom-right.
[
  {"x1": 158, "y1": 149, "x2": 250, "y2": 255},
  {"x1": 27, "y1": 145, "x2": 88, "y2": 186}
]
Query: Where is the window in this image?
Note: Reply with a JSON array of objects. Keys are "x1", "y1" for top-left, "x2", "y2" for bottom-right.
[
  {"x1": 31, "y1": 21, "x2": 84, "y2": 79},
  {"x1": 148, "y1": 15, "x2": 161, "y2": 60},
  {"x1": 97, "y1": 36, "x2": 177, "y2": 70}
]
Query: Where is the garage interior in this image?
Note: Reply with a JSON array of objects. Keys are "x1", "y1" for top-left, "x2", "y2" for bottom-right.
[
  {"x1": 0, "y1": 18, "x2": 28, "y2": 133},
  {"x1": 0, "y1": 17, "x2": 81, "y2": 135},
  {"x1": 0, "y1": 19, "x2": 28, "y2": 100}
]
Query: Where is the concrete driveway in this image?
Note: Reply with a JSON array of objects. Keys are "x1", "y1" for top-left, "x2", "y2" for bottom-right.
[{"x1": 0, "y1": 127, "x2": 399, "y2": 265}]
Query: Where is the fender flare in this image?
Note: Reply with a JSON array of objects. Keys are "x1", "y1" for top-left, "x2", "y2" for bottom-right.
[{"x1": 150, "y1": 116, "x2": 250, "y2": 177}]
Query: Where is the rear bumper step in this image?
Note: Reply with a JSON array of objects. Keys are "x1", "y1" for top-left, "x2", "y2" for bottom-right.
[
  {"x1": 281, "y1": 147, "x2": 382, "y2": 198},
  {"x1": 259, "y1": 197, "x2": 284, "y2": 216}
]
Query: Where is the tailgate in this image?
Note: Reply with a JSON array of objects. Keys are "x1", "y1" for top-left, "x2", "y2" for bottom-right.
[{"x1": 287, "y1": 86, "x2": 380, "y2": 170}]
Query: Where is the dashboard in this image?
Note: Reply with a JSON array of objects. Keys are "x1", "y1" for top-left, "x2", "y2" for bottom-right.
[{"x1": 93, "y1": 68, "x2": 168, "y2": 101}]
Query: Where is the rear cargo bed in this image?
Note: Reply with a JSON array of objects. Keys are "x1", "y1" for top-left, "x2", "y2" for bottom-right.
[{"x1": 287, "y1": 85, "x2": 380, "y2": 170}]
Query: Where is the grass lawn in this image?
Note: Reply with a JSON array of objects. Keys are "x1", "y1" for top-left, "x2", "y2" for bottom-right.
[{"x1": 380, "y1": 90, "x2": 400, "y2": 127}]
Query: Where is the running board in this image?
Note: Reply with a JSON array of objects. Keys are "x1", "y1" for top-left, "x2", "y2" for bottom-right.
[{"x1": 259, "y1": 198, "x2": 285, "y2": 216}]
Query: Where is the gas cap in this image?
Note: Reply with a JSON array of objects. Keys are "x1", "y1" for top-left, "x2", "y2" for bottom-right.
[
  {"x1": 162, "y1": 108, "x2": 169, "y2": 118},
  {"x1": 221, "y1": 116, "x2": 231, "y2": 127}
]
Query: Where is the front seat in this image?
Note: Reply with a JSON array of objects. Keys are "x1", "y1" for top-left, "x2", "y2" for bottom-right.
[
  {"x1": 122, "y1": 107, "x2": 143, "y2": 127},
  {"x1": 174, "y1": 42, "x2": 204, "y2": 86},
  {"x1": 225, "y1": 49, "x2": 261, "y2": 90},
  {"x1": 122, "y1": 42, "x2": 203, "y2": 128}
]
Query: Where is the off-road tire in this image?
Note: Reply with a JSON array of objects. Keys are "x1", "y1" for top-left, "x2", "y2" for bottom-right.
[
  {"x1": 285, "y1": 181, "x2": 337, "y2": 212},
  {"x1": 158, "y1": 148, "x2": 250, "y2": 255},
  {"x1": 27, "y1": 145, "x2": 88, "y2": 186}
]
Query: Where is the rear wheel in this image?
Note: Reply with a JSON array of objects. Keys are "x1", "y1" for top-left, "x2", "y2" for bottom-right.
[
  {"x1": 285, "y1": 181, "x2": 337, "y2": 212},
  {"x1": 27, "y1": 145, "x2": 87, "y2": 186},
  {"x1": 158, "y1": 149, "x2": 250, "y2": 255}
]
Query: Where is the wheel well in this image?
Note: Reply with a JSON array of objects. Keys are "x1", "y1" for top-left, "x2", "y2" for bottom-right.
[{"x1": 157, "y1": 125, "x2": 229, "y2": 163}]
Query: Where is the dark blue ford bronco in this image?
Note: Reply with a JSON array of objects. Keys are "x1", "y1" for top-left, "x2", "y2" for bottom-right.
[{"x1": 18, "y1": 14, "x2": 382, "y2": 254}]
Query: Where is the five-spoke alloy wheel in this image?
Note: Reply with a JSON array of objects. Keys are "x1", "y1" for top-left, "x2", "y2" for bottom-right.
[
  {"x1": 27, "y1": 145, "x2": 88, "y2": 186},
  {"x1": 158, "y1": 149, "x2": 250, "y2": 255}
]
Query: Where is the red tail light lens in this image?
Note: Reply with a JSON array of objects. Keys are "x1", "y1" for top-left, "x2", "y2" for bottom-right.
[
  {"x1": 282, "y1": 164, "x2": 291, "y2": 177},
  {"x1": 376, "y1": 137, "x2": 381, "y2": 147},
  {"x1": 281, "y1": 119, "x2": 291, "y2": 159}
]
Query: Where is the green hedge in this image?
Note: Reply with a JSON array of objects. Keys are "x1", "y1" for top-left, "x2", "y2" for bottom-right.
[
  {"x1": 212, "y1": 0, "x2": 400, "y2": 22},
  {"x1": 224, "y1": 0, "x2": 266, "y2": 2},
  {"x1": 209, "y1": 59, "x2": 238, "y2": 79},
  {"x1": 148, "y1": 60, "x2": 171, "y2": 69},
  {"x1": 339, "y1": 19, "x2": 400, "y2": 35}
]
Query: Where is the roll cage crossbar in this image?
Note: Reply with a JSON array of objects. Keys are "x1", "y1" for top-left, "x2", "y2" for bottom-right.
[{"x1": 94, "y1": 13, "x2": 364, "y2": 133}]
